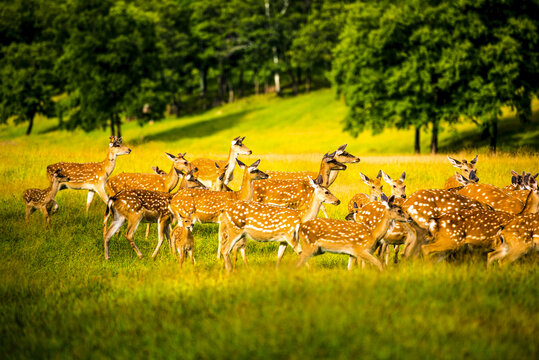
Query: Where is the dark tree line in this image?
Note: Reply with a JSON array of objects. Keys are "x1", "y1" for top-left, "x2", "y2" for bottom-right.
[{"x1": 1, "y1": 0, "x2": 537, "y2": 153}]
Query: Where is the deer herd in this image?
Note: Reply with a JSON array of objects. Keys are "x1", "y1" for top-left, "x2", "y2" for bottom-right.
[{"x1": 23, "y1": 136, "x2": 538, "y2": 271}]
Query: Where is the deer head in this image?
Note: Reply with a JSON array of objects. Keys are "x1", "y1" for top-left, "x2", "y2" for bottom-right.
[
  {"x1": 109, "y1": 136, "x2": 131, "y2": 156},
  {"x1": 309, "y1": 175, "x2": 340, "y2": 205},
  {"x1": 381, "y1": 171, "x2": 406, "y2": 199},
  {"x1": 381, "y1": 193, "x2": 412, "y2": 223},
  {"x1": 231, "y1": 136, "x2": 252, "y2": 156},
  {"x1": 359, "y1": 171, "x2": 384, "y2": 201},
  {"x1": 334, "y1": 144, "x2": 360, "y2": 164},
  {"x1": 447, "y1": 154, "x2": 478, "y2": 178}
]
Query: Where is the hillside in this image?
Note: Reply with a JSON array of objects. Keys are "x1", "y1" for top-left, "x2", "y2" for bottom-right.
[{"x1": 1, "y1": 89, "x2": 538, "y2": 157}]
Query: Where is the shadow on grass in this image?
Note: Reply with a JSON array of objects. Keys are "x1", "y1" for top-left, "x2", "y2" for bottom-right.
[
  {"x1": 132, "y1": 109, "x2": 257, "y2": 145},
  {"x1": 440, "y1": 109, "x2": 539, "y2": 152}
]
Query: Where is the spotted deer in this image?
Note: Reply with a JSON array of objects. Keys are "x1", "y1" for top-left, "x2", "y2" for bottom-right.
[
  {"x1": 266, "y1": 144, "x2": 360, "y2": 186},
  {"x1": 348, "y1": 171, "x2": 384, "y2": 212},
  {"x1": 209, "y1": 163, "x2": 233, "y2": 191},
  {"x1": 444, "y1": 155, "x2": 478, "y2": 189},
  {"x1": 171, "y1": 212, "x2": 195, "y2": 269},
  {"x1": 456, "y1": 182, "x2": 531, "y2": 214},
  {"x1": 103, "y1": 189, "x2": 174, "y2": 260},
  {"x1": 218, "y1": 176, "x2": 340, "y2": 271},
  {"x1": 191, "y1": 136, "x2": 252, "y2": 188},
  {"x1": 252, "y1": 153, "x2": 346, "y2": 215},
  {"x1": 171, "y1": 159, "x2": 268, "y2": 267},
  {"x1": 423, "y1": 177, "x2": 538, "y2": 261},
  {"x1": 488, "y1": 213, "x2": 539, "y2": 267},
  {"x1": 23, "y1": 169, "x2": 70, "y2": 228},
  {"x1": 296, "y1": 194, "x2": 411, "y2": 271},
  {"x1": 46, "y1": 136, "x2": 131, "y2": 213}
]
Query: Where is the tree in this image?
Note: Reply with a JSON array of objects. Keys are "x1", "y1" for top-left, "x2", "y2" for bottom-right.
[
  {"x1": 0, "y1": 0, "x2": 64, "y2": 135},
  {"x1": 58, "y1": 0, "x2": 164, "y2": 136}
]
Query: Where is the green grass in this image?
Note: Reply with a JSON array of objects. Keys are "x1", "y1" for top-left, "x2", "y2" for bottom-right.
[{"x1": 0, "y1": 89, "x2": 538, "y2": 359}]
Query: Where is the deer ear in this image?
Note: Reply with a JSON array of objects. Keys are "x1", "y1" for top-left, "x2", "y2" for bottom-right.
[
  {"x1": 529, "y1": 176, "x2": 537, "y2": 190},
  {"x1": 381, "y1": 171, "x2": 392, "y2": 184},
  {"x1": 316, "y1": 175, "x2": 323, "y2": 185},
  {"x1": 447, "y1": 156, "x2": 461, "y2": 168},
  {"x1": 533, "y1": 173, "x2": 539, "y2": 179},
  {"x1": 511, "y1": 170, "x2": 519, "y2": 177},
  {"x1": 353, "y1": 202, "x2": 358, "y2": 209},
  {"x1": 249, "y1": 159, "x2": 261, "y2": 169},
  {"x1": 454, "y1": 172, "x2": 468, "y2": 185},
  {"x1": 214, "y1": 162, "x2": 220, "y2": 169},
  {"x1": 241, "y1": 136, "x2": 246, "y2": 142},
  {"x1": 469, "y1": 170, "x2": 479, "y2": 182},
  {"x1": 236, "y1": 159, "x2": 246, "y2": 168},
  {"x1": 338, "y1": 144, "x2": 347, "y2": 151},
  {"x1": 511, "y1": 176, "x2": 517, "y2": 185},
  {"x1": 345, "y1": 212, "x2": 355, "y2": 221},
  {"x1": 165, "y1": 152, "x2": 175, "y2": 161},
  {"x1": 471, "y1": 154, "x2": 478, "y2": 165},
  {"x1": 308, "y1": 176, "x2": 317, "y2": 188},
  {"x1": 400, "y1": 172, "x2": 406, "y2": 182},
  {"x1": 376, "y1": 170, "x2": 382, "y2": 179},
  {"x1": 359, "y1": 172, "x2": 370, "y2": 184},
  {"x1": 388, "y1": 195, "x2": 396, "y2": 206},
  {"x1": 327, "y1": 151, "x2": 336, "y2": 158},
  {"x1": 380, "y1": 193, "x2": 389, "y2": 207}
]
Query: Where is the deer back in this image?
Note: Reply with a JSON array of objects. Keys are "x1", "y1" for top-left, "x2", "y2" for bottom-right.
[
  {"x1": 107, "y1": 173, "x2": 168, "y2": 195},
  {"x1": 47, "y1": 162, "x2": 104, "y2": 185},
  {"x1": 112, "y1": 189, "x2": 173, "y2": 221},
  {"x1": 300, "y1": 218, "x2": 376, "y2": 249},
  {"x1": 224, "y1": 200, "x2": 301, "y2": 234},
  {"x1": 457, "y1": 183, "x2": 524, "y2": 214},
  {"x1": 252, "y1": 179, "x2": 313, "y2": 209}
]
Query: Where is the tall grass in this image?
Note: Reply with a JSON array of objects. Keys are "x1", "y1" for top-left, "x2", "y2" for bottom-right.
[{"x1": 0, "y1": 90, "x2": 537, "y2": 358}]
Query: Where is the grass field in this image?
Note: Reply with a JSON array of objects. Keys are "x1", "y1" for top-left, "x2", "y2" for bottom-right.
[{"x1": 0, "y1": 89, "x2": 538, "y2": 359}]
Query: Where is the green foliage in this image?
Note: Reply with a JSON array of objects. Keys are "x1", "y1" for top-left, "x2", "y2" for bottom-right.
[{"x1": 57, "y1": 0, "x2": 164, "y2": 133}]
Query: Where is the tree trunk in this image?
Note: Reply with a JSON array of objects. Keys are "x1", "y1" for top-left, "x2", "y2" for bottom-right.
[
  {"x1": 489, "y1": 116, "x2": 498, "y2": 154},
  {"x1": 414, "y1": 126, "x2": 421, "y2": 154},
  {"x1": 115, "y1": 114, "x2": 122, "y2": 138},
  {"x1": 25, "y1": 112, "x2": 35, "y2": 135},
  {"x1": 110, "y1": 117, "x2": 116, "y2": 137},
  {"x1": 287, "y1": 67, "x2": 298, "y2": 95},
  {"x1": 306, "y1": 71, "x2": 311, "y2": 93},
  {"x1": 254, "y1": 76, "x2": 260, "y2": 95},
  {"x1": 199, "y1": 67, "x2": 207, "y2": 97},
  {"x1": 430, "y1": 121, "x2": 438, "y2": 154},
  {"x1": 238, "y1": 69, "x2": 244, "y2": 98}
]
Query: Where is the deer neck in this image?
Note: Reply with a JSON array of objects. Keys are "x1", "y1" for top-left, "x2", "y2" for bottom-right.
[
  {"x1": 326, "y1": 170, "x2": 340, "y2": 187},
  {"x1": 236, "y1": 169, "x2": 253, "y2": 201},
  {"x1": 520, "y1": 191, "x2": 539, "y2": 214},
  {"x1": 317, "y1": 161, "x2": 332, "y2": 188},
  {"x1": 103, "y1": 149, "x2": 118, "y2": 178},
  {"x1": 371, "y1": 210, "x2": 394, "y2": 242},
  {"x1": 46, "y1": 178, "x2": 62, "y2": 202},
  {"x1": 369, "y1": 191, "x2": 378, "y2": 202},
  {"x1": 224, "y1": 148, "x2": 238, "y2": 183},
  {"x1": 299, "y1": 193, "x2": 324, "y2": 223},
  {"x1": 164, "y1": 165, "x2": 180, "y2": 191}
]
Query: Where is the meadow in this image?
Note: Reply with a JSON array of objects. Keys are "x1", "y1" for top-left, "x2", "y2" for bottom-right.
[{"x1": 0, "y1": 89, "x2": 538, "y2": 359}]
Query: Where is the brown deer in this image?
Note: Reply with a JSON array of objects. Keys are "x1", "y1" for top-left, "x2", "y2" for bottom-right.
[
  {"x1": 218, "y1": 176, "x2": 340, "y2": 271},
  {"x1": 191, "y1": 136, "x2": 252, "y2": 188},
  {"x1": 348, "y1": 171, "x2": 384, "y2": 212},
  {"x1": 444, "y1": 155, "x2": 478, "y2": 189},
  {"x1": 23, "y1": 169, "x2": 70, "y2": 228},
  {"x1": 252, "y1": 153, "x2": 346, "y2": 215},
  {"x1": 488, "y1": 213, "x2": 538, "y2": 267},
  {"x1": 102, "y1": 189, "x2": 174, "y2": 260},
  {"x1": 171, "y1": 159, "x2": 268, "y2": 267},
  {"x1": 266, "y1": 144, "x2": 360, "y2": 186},
  {"x1": 456, "y1": 182, "x2": 531, "y2": 214},
  {"x1": 152, "y1": 166, "x2": 167, "y2": 175},
  {"x1": 46, "y1": 136, "x2": 131, "y2": 213},
  {"x1": 296, "y1": 194, "x2": 412, "y2": 271},
  {"x1": 171, "y1": 212, "x2": 195, "y2": 269}
]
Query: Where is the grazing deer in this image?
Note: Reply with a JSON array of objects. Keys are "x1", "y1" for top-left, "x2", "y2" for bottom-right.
[
  {"x1": 296, "y1": 194, "x2": 411, "y2": 271},
  {"x1": 487, "y1": 213, "x2": 539, "y2": 267},
  {"x1": 172, "y1": 159, "x2": 268, "y2": 267},
  {"x1": 252, "y1": 153, "x2": 346, "y2": 214},
  {"x1": 191, "y1": 136, "x2": 252, "y2": 188},
  {"x1": 103, "y1": 189, "x2": 174, "y2": 260},
  {"x1": 23, "y1": 169, "x2": 70, "y2": 228},
  {"x1": 46, "y1": 136, "x2": 131, "y2": 213},
  {"x1": 218, "y1": 176, "x2": 340, "y2": 271},
  {"x1": 348, "y1": 171, "x2": 384, "y2": 212},
  {"x1": 171, "y1": 212, "x2": 195, "y2": 269},
  {"x1": 444, "y1": 155, "x2": 478, "y2": 189},
  {"x1": 266, "y1": 144, "x2": 360, "y2": 186}
]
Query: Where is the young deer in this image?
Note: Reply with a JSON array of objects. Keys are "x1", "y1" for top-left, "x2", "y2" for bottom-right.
[
  {"x1": 46, "y1": 136, "x2": 131, "y2": 213},
  {"x1": 297, "y1": 194, "x2": 411, "y2": 271},
  {"x1": 103, "y1": 189, "x2": 174, "y2": 260},
  {"x1": 191, "y1": 136, "x2": 252, "y2": 188},
  {"x1": 266, "y1": 144, "x2": 360, "y2": 186},
  {"x1": 171, "y1": 160, "x2": 268, "y2": 267},
  {"x1": 444, "y1": 155, "x2": 478, "y2": 189},
  {"x1": 209, "y1": 162, "x2": 233, "y2": 191},
  {"x1": 218, "y1": 176, "x2": 340, "y2": 272},
  {"x1": 253, "y1": 153, "x2": 346, "y2": 212},
  {"x1": 23, "y1": 169, "x2": 70, "y2": 228},
  {"x1": 348, "y1": 171, "x2": 384, "y2": 212},
  {"x1": 171, "y1": 212, "x2": 195, "y2": 269}
]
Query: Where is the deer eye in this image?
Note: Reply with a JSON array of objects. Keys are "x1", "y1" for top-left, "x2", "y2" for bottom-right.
[
  {"x1": 324, "y1": 190, "x2": 329, "y2": 194},
  {"x1": 393, "y1": 185, "x2": 396, "y2": 188},
  {"x1": 372, "y1": 186, "x2": 375, "y2": 189}
]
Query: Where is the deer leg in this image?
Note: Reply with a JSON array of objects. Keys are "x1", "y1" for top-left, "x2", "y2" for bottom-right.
[
  {"x1": 189, "y1": 249, "x2": 195, "y2": 265},
  {"x1": 355, "y1": 249, "x2": 383, "y2": 272},
  {"x1": 51, "y1": 201, "x2": 59, "y2": 214},
  {"x1": 145, "y1": 224, "x2": 151, "y2": 239},
  {"x1": 151, "y1": 220, "x2": 167, "y2": 259},
  {"x1": 25, "y1": 205, "x2": 33, "y2": 224},
  {"x1": 222, "y1": 226, "x2": 243, "y2": 272},
  {"x1": 86, "y1": 191, "x2": 95, "y2": 214},
  {"x1": 126, "y1": 219, "x2": 143, "y2": 259},
  {"x1": 40, "y1": 206, "x2": 51, "y2": 230},
  {"x1": 239, "y1": 246, "x2": 248, "y2": 268},
  {"x1": 347, "y1": 256, "x2": 357, "y2": 270},
  {"x1": 178, "y1": 248, "x2": 185, "y2": 269},
  {"x1": 394, "y1": 245, "x2": 400, "y2": 264},
  {"x1": 95, "y1": 186, "x2": 109, "y2": 205},
  {"x1": 165, "y1": 222, "x2": 173, "y2": 255},
  {"x1": 104, "y1": 215, "x2": 125, "y2": 260},
  {"x1": 276, "y1": 242, "x2": 288, "y2": 268},
  {"x1": 232, "y1": 245, "x2": 238, "y2": 270}
]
